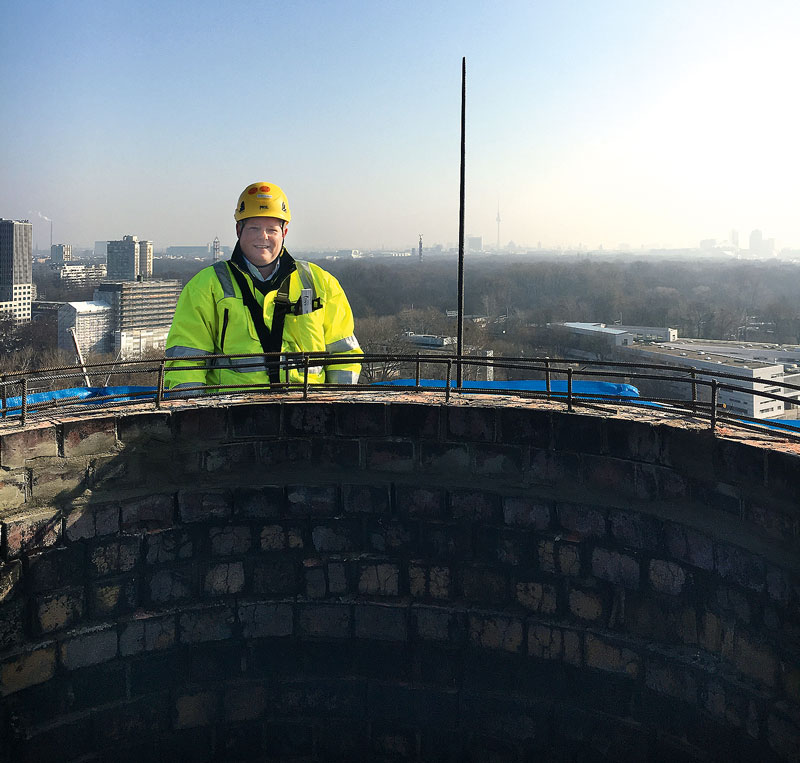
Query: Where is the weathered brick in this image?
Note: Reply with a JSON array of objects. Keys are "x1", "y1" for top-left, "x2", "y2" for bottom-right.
[
  {"x1": 538, "y1": 539, "x2": 556, "y2": 573},
  {"x1": 260, "y1": 524, "x2": 304, "y2": 551},
  {"x1": 367, "y1": 518, "x2": 414, "y2": 554},
  {"x1": 0, "y1": 560, "x2": 21, "y2": 602},
  {"x1": 609, "y1": 510, "x2": 661, "y2": 550},
  {"x1": 459, "y1": 566, "x2": 508, "y2": 604},
  {"x1": 0, "y1": 645, "x2": 56, "y2": 695},
  {"x1": 116, "y1": 412, "x2": 171, "y2": 445},
  {"x1": 365, "y1": 440, "x2": 415, "y2": 472},
  {"x1": 396, "y1": 486, "x2": 446, "y2": 519},
  {"x1": 0, "y1": 471, "x2": 28, "y2": 511},
  {"x1": 497, "y1": 408, "x2": 552, "y2": 448},
  {"x1": 389, "y1": 403, "x2": 441, "y2": 438},
  {"x1": 584, "y1": 634, "x2": 639, "y2": 678},
  {"x1": 645, "y1": 661, "x2": 697, "y2": 704},
  {"x1": 558, "y1": 543, "x2": 582, "y2": 576},
  {"x1": 210, "y1": 525, "x2": 251, "y2": 556},
  {"x1": 146, "y1": 528, "x2": 194, "y2": 564},
  {"x1": 298, "y1": 603, "x2": 351, "y2": 639},
  {"x1": 252, "y1": 559, "x2": 298, "y2": 596},
  {"x1": 664, "y1": 523, "x2": 714, "y2": 570},
  {"x1": 529, "y1": 447, "x2": 581, "y2": 485},
  {"x1": 649, "y1": 559, "x2": 687, "y2": 596},
  {"x1": 583, "y1": 454, "x2": 637, "y2": 495},
  {"x1": 733, "y1": 631, "x2": 777, "y2": 687},
  {"x1": 29, "y1": 457, "x2": 86, "y2": 501},
  {"x1": 229, "y1": 404, "x2": 280, "y2": 437},
  {"x1": 450, "y1": 490, "x2": 501, "y2": 522},
  {"x1": 358, "y1": 563, "x2": 399, "y2": 596},
  {"x1": 239, "y1": 601, "x2": 293, "y2": 638},
  {"x1": 224, "y1": 684, "x2": 267, "y2": 722},
  {"x1": 62, "y1": 417, "x2": 117, "y2": 457},
  {"x1": 469, "y1": 613, "x2": 523, "y2": 652},
  {"x1": 767, "y1": 705, "x2": 800, "y2": 762},
  {"x1": 89, "y1": 536, "x2": 140, "y2": 576},
  {"x1": 179, "y1": 605, "x2": 235, "y2": 643},
  {"x1": 91, "y1": 577, "x2": 138, "y2": 617},
  {"x1": 336, "y1": 402, "x2": 387, "y2": 435},
  {"x1": 259, "y1": 438, "x2": 312, "y2": 465},
  {"x1": 65, "y1": 502, "x2": 119, "y2": 540},
  {"x1": 119, "y1": 614, "x2": 177, "y2": 656},
  {"x1": 0, "y1": 600, "x2": 24, "y2": 650},
  {"x1": 4, "y1": 508, "x2": 61, "y2": 558},
  {"x1": 285, "y1": 403, "x2": 334, "y2": 435},
  {"x1": 121, "y1": 494, "x2": 175, "y2": 530},
  {"x1": 26, "y1": 545, "x2": 84, "y2": 593},
  {"x1": 175, "y1": 690, "x2": 217, "y2": 729},
  {"x1": 312, "y1": 521, "x2": 360, "y2": 553},
  {"x1": 515, "y1": 580, "x2": 557, "y2": 614},
  {"x1": 605, "y1": 419, "x2": 661, "y2": 463},
  {"x1": 409, "y1": 563, "x2": 451, "y2": 600},
  {"x1": 60, "y1": 626, "x2": 117, "y2": 670},
  {"x1": 563, "y1": 629, "x2": 583, "y2": 666},
  {"x1": 305, "y1": 564, "x2": 326, "y2": 598},
  {"x1": 149, "y1": 566, "x2": 194, "y2": 603},
  {"x1": 0, "y1": 424, "x2": 58, "y2": 467},
  {"x1": 592, "y1": 547, "x2": 640, "y2": 590},
  {"x1": 328, "y1": 562, "x2": 348, "y2": 594},
  {"x1": 557, "y1": 502, "x2": 606, "y2": 538},
  {"x1": 420, "y1": 443, "x2": 470, "y2": 474},
  {"x1": 179, "y1": 490, "x2": 232, "y2": 523},
  {"x1": 715, "y1": 543, "x2": 766, "y2": 593},
  {"x1": 474, "y1": 444, "x2": 524, "y2": 477},
  {"x1": 312, "y1": 437, "x2": 360, "y2": 468},
  {"x1": 528, "y1": 624, "x2": 563, "y2": 660},
  {"x1": 204, "y1": 442, "x2": 258, "y2": 472},
  {"x1": 568, "y1": 587, "x2": 604, "y2": 621},
  {"x1": 204, "y1": 562, "x2": 245, "y2": 596},
  {"x1": 354, "y1": 602, "x2": 408, "y2": 641},
  {"x1": 447, "y1": 407, "x2": 495, "y2": 442},
  {"x1": 418, "y1": 522, "x2": 472, "y2": 560},
  {"x1": 234, "y1": 485, "x2": 284, "y2": 518},
  {"x1": 714, "y1": 439, "x2": 765, "y2": 486},
  {"x1": 413, "y1": 605, "x2": 464, "y2": 642},
  {"x1": 343, "y1": 484, "x2": 390, "y2": 514},
  {"x1": 745, "y1": 501, "x2": 796, "y2": 544},
  {"x1": 36, "y1": 586, "x2": 84, "y2": 633},
  {"x1": 287, "y1": 484, "x2": 338, "y2": 516},
  {"x1": 503, "y1": 497, "x2": 551, "y2": 530}
]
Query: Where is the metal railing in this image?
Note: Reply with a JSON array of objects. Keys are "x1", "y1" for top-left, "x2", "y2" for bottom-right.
[{"x1": 1, "y1": 352, "x2": 800, "y2": 441}]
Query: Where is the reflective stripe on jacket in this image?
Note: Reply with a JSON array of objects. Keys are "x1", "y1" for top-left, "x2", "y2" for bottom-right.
[{"x1": 164, "y1": 254, "x2": 360, "y2": 391}]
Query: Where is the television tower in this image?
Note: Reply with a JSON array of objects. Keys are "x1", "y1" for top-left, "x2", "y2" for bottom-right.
[
  {"x1": 213, "y1": 236, "x2": 220, "y2": 263},
  {"x1": 496, "y1": 202, "x2": 501, "y2": 251},
  {"x1": 418, "y1": 233, "x2": 423, "y2": 263}
]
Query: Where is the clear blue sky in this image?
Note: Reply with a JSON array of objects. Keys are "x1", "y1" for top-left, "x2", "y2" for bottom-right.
[{"x1": 2, "y1": 0, "x2": 799, "y2": 251}]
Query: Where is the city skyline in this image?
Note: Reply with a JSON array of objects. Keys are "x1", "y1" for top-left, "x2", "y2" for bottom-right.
[{"x1": 3, "y1": 1, "x2": 800, "y2": 251}]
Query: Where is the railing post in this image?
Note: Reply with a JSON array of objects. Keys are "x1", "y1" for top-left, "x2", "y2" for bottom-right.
[
  {"x1": 303, "y1": 355, "x2": 309, "y2": 400},
  {"x1": 156, "y1": 360, "x2": 165, "y2": 409},
  {"x1": 20, "y1": 377, "x2": 28, "y2": 426},
  {"x1": 691, "y1": 369, "x2": 697, "y2": 414},
  {"x1": 710, "y1": 379, "x2": 718, "y2": 433},
  {"x1": 1, "y1": 377, "x2": 6, "y2": 419},
  {"x1": 567, "y1": 368, "x2": 573, "y2": 412},
  {"x1": 545, "y1": 358, "x2": 551, "y2": 399},
  {"x1": 446, "y1": 359, "x2": 452, "y2": 403},
  {"x1": 415, "y1": 353, "x2": 420, "y2": 388}
]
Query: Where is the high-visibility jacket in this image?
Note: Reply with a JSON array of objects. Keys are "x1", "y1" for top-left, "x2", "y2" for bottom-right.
[{"x1": 164, "y1": 249, "x2": 361, "y2": 392}]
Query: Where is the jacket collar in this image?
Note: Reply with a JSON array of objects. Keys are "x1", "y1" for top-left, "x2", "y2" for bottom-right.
[{"x1": 230, "y1": 242, "x2": 297, "y2": 295}]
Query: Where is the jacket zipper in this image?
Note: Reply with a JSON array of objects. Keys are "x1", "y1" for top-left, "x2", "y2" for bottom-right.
[{"x1": 220, "y1": 308, "x2": 229, "y2": 352}]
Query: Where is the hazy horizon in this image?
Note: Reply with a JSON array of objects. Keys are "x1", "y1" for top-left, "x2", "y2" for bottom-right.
[{"x1": 3, "y1": 1, "x2": 800, "y2": 251}]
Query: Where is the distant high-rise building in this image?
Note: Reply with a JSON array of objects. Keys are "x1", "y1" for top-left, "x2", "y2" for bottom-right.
[
  {"x1": 107, "y1": 235, "x2": 153, "y2": 280},
  {"x1": 0, "y1": 218, "x2": 33, "y2": 323},
  {"x1": 57, "y1": 301, "x2": 113, "y2": 355},
  {"x1": 730, "y1": 229, "x2": 739, "y2": 249},
  {"x1": 749, "y1": 229, "x2": 763, "y2": 255},
  {"x1": 94, "y1": 280, "x2": 181, "y2": 332},
  {"x1": 94, "y1": 241, "x2": 108, "y2": 258},
  {"x1": 51, "y1": 243, "x2": 72, "y2": 263}
]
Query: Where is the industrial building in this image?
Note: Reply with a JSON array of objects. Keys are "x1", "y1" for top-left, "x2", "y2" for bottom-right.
[
  {"x1": 57, "y1": 279, "x2": 181, "y2": 359},
  {"x1": 57, "y1": 301, "x2": 113, "y2": 355},
  {"x1": 106, "y1": 235, "x2": 153, "y2": 280}
]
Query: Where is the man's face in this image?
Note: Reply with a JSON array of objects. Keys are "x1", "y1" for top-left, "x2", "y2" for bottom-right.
[{"x1": 237, "y1": 216, "x2": 287, "y2": 267}]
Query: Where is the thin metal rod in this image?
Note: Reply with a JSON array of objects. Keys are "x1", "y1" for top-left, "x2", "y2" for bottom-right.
[
  {"x1": 456, "y1": 56, "x2": 466, "y2": 387},
  {"x1": 710, "y1": 379, "x2": 718, "y2": 432},
  {"x1": 303, "y1": 355, "x2": 309, "y2": 400},
  {"x1": 21, "y1": 378, "x2": 28, "y2": 426},
  {"x1": 156, "y1": 360, "x2": 165, "y2": 409},
  {"x1": 446, "y1": 359, "x2": 452, "y2": 403},
  {"x1": 415, "y1": 353, "x2": 420, "y2": 387},
  {"x1": 545, "y1": 358, "x2": 551, "y2": 399},
  {"x1": 691, "y1": 369, "x2": 697, "y2": 414},
  {"x1": 567, "y1": 368, "x2": 573, "y2": 412}
]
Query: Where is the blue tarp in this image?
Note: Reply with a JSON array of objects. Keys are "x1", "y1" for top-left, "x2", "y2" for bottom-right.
[
  {"x1": 2, "y1": 386, "x2": 157, "y2": 415},
  {"x1": 373, "y1": 379, "x2": 641, "y2": 397}
]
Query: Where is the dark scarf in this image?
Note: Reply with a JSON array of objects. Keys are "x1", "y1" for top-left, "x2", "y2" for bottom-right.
[{"x1": 229, "y1": 241, "x2": 297, "y2": 296}]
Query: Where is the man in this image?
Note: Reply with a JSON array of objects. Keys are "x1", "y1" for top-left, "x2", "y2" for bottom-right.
[{"x1": 164, "y1": 182, "x2": 361, "y2": 393}]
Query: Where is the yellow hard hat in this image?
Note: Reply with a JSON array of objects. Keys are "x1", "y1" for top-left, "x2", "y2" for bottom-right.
[{"x1": 234, "y1": 182, "x2": 291, "y2": 223}]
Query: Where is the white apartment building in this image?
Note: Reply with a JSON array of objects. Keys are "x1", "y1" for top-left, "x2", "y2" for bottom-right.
[
  {"x1": 0, "y1": 219, "x2": 33, "y2": 323},
  {"x1": 57, "y1": 301, "x2": 113, "y2": 355}
]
